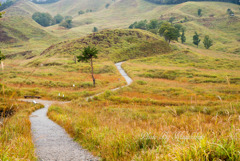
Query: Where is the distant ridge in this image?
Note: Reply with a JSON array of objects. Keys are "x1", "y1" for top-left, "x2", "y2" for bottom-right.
[
  {"x1": 145, "y1": 0, "x2": 240, "y2": 5},
  {"x1": 31, "y1": 0, "x2": 59, "y2": 4}
]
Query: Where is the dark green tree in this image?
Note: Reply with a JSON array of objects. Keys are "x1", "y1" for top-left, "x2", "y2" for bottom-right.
[
  {"x1": 129, "y1": 22, "x2": 137, "y2": 29},
  {"x1": 203, "y1": 35, "x2": 213, "y2": 49},
  {"x1": 147, "y1": 19, "x2": 158, "y2": 30},
  {"x1": 32, "y1": 12, "x2": 54, "y2": 27},
  {"x1": 181, "y1": 30, "x2": 186, "y2": 44},
  {"x1": 174, "y1": 24, "x2": 183, "y2": 31},
  {"x1": 86, "y1": 9, "x2": 93, "y2": 13},
  {"x1": 93, "y1": 27, "x2": 98, "y2": 32},
  {"x1": 198, "y1": 9, "x2": 202, "y2": 16},
  {"x1": 105, "y1": 3, "x2": 110, "y2": 8},
  {"x1": 60, "y1": 19, "x2": 72, "y2": 29},
  {"x1": 135, "y1": 20, "x2": 148, "y2": 30},
  {"x1": 54, "y1": 14, "x2": 64, "y2": 24},
  {"x1": 227, "y1": 9, "x2": 234, "y2": 16},
  {"x1": 0, "y1": 0, "x2": 15, "y2": 11},
  {"x1": 77, "y1": 46, "x2": 98, "y2": 86},
  {"x1": 78, "y1": 10, "x2": 85, "y2": 15},
  {"x1": 159, "y1": 22, "x2": 179, "y2": 43},
  {"x1": 193, "y1": 32, "x2": 201, "y2": 48}
]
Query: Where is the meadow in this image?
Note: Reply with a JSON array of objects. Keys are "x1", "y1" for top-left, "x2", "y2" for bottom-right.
[
  {"x1": 48, "y1": 47, "x2": 240, "y2": 160},
  {"x1": 0, "y1": 0, "x2": 239, "y2": 160},
  {"x1": 0, "y1": 29, "x2": 170, "y2": 100},
  {"x1": 0, "y1": 85, "x2": 43, "y2": 160}
]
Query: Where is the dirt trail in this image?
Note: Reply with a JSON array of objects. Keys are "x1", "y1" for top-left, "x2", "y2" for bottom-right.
[
  {"x1": 21, "y1": 62, "x2": 132, "y2": 161},
  {"x1": 21, "y1": 99, "x2": 98, "y2": 161}
]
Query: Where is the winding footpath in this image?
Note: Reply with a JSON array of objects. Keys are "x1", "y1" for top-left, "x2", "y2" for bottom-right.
[{"x1": 21, "y1": 62, "x2": 133, "y2": 161}]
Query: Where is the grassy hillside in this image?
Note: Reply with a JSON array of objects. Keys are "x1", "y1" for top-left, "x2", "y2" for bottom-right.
[
  {"x1": 1, "y1": 29, "x2": 170, "y2": 100},
  {"x1": 0, "y1": 0, "x2": 61, "y2": 56},
  {"x1": 38, "y1": 0, "x2": 113, "y2": 16},
  {"x1": 172, "y1": 2, "x2": 240, "y2": 54},
  {"x1": 48, "y1": 48, "x2": 240, "y2": 160},
  {"x1": 0, "y1": 1, "x2": 240, "y2": 160},
  {"x1": 0, "y1": 15, "x2": 59, "y2": 57},
  {"x1": 0, "y1": 0, "x2": 239, "y2": 57},
  {"x1": 41, "y1": 29, "x2": 171, "y2": 62}
]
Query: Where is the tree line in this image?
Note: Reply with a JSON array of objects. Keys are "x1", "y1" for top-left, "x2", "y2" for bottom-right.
[
  {"x1": 0, "y1": 0, "x2": 15, "y2": 11},
  {"x1": 145, "y1": 0, "x2": 239, "y2": 5},
  {"x1": 129, "y1": 18, "x2": 213, "y2": 49},
  {"x1": 31, "y1": 0, "x2": 59, "y2": 4},
  {"x1": 32, "y1": 12, "x2": 72, "y2": 28}
]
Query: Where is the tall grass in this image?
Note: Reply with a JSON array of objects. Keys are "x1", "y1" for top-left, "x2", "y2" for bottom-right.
[
  {"x1": 0, "y1": 84, "x2": 43, "y2": 160},
  {"x1": 48, "y1": 50, "x2": 240, "y2": 160}
]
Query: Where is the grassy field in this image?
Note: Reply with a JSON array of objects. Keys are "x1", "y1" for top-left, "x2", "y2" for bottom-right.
[
  {"x1": 0, "y1": 85, "x2": 43, "y2": 160},
  {"x1": 0, "y1": 0, "x2": 239, "y2": 160},
  {"x1": 48, "y1": 47, "x2": 240, "y2": 160},
  {"x1": 1, "y1": 29, "x2": 170, "y2": 100},
  {"x1": 1, "y1": 60, "x2": 125, "y2": 100}
]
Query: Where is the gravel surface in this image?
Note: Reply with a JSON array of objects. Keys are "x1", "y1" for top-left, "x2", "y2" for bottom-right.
[
  {"x1": 86, "y1": 62, "x2": 133, "y2": 100},
  {"x1": 20, "y1": 62, "x2": 132, "y2": 161},
  {"x1": 21, "y1": 99, "x2": 99, "y2": 161},
  {"x1": 115, "y1": 62, "x2": 133, "y2": 85}
]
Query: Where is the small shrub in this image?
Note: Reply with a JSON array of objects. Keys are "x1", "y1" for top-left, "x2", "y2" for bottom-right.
[{"x1": 137, "y1": 80, "x2": 147, "y2": 85}]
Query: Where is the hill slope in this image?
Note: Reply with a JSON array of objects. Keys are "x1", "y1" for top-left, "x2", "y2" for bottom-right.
[
  {"x1": 0, "y1": 0, "x2": 239, "y2": 56},
  {"x1": 37, "y1": 0, "x2": 113, "y2": 16},
  {"x1": 40, "y1": 29, "x2": 171, "y2": 62}
]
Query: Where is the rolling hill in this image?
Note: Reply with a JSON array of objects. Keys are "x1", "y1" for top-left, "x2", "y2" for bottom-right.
[
  {"x1": 1, "y1": 1, "x2": 240, "y2": 160},
  {"x1": 0, "y1": 0, "x2": 239, "y2": 58}
]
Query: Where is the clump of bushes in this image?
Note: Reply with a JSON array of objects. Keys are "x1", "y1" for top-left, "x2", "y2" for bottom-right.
[{"x1": 32, "y1": 12, "x2": 72, "y2": 29}]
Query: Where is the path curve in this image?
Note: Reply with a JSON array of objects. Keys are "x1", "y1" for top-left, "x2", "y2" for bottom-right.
[
  {"x1": 21, "y1": 62, "x2": 132, "y2": 161},
  {"x1": 86, "y1": 62, "x2": 133, "y2": 100},
  {"x1": 21, "y1": 99, "x2": 99, "y2": 161}
]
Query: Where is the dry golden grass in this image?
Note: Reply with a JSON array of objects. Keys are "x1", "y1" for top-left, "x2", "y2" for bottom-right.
[
  {"x1": 0, "y1": 95, "x2": 43, "y2": 160},
  {"x1": 1, "y1": 60, "x2": 126, "y2": 100},
  {"x1": 48, "y1": 49, "x2": 240, "y2": 160}
]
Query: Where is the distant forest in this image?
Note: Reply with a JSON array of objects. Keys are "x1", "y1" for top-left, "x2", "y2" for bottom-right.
[
  {"x1": 145, "y1": 0, "x2": 240, "y2": 5},
  {"x1": 31, "y1": 0, "x2": 59, "y2": 4},
  {"x1": 0, "y1": 0, "x2": 15, "y2": 11}
]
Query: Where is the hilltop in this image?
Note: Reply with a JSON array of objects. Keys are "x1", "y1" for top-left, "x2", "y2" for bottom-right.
[
  {"x1": 0, "y1": 0, "x2": 239, "y2": 56},
  {"x1": 40, "y1": 29, "x2": 171, "y2": 62}
]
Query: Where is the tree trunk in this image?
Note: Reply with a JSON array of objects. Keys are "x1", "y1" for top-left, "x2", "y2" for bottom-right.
[
  {"x1": 74, "y1": 56, "x2": 77, "y2": 64},
  {"x1": 90, "y1": 57, "x2": 95, "y2": 87},
  {"x1": 1, "y1": 61, "x2": 3, "y2": 70}
]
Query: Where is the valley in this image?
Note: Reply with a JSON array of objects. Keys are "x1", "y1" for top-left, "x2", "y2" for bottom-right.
[{"x1": 0, "y1": 0, "x2": 239, "y2": 160}]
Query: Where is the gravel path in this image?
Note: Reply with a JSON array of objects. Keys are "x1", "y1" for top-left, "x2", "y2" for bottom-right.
[
  {"x1": 115, "y1": 62, "x2": 133, "y2": 85},
  {"x1": 20, "y1": 62, "x2": 132, "y2": 161},
  {"x1": 21, "y1": 99, "x2": 99, "y2": 161},
  {"x1": 86, "y1": 62, "x2": 133, "y2": 100}
]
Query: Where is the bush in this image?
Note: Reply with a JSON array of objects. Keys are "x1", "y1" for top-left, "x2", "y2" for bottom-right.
[
  {"x1": 32, "y1": 12, "x2": 54, "y2": 27},
  {"x1": 78, "y1": 10, "x2": 85, "y2": 15},
  {"x1": 59, "y1": 19, "x2": 72, "y2": 29},
  {"x1": 53, "y1": 14, "x2": 64, "y2": 24},
  {"x1": 137, "y1": 80, "x2": 147, "y2": 85}
]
